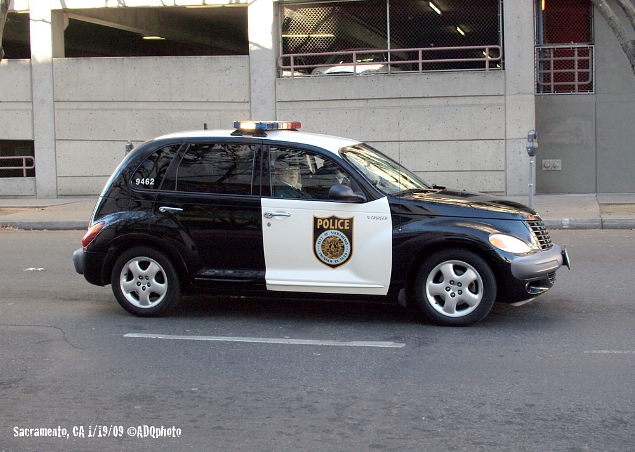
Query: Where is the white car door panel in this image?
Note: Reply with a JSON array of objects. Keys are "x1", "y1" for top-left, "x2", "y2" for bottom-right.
[{"x1": 261, "y1": 197, "x2": 392, "y2": 295}]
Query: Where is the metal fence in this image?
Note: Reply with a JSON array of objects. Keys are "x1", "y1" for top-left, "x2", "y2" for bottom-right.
[
  {"x1": 0, "y1": 156, "x2": 35, "y2": 178},
  {"x1": 279, "y1": 0, "x2": 503, "y2": 77},
  {"x1": 279, "y1": 46, "x2": 502, "y2": 76},
  {"x1": 536, "y1": 45, "x2": 594, "y2": 94},
  {"x1": 535, "y1": 0, "x2": 594, "y2": 94}
]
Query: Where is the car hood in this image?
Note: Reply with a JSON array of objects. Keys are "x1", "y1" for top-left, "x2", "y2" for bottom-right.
[{"x1": 392, "y1": 188, "x2": 537, "y2": 221}]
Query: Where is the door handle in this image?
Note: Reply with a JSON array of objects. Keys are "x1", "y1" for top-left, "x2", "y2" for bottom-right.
[
  {"x1": 159, "y1": 206, "x2": 183, "y2": 214},
  {"x1": 264, "y1": 211, "x2": 291, "y2": 219}
]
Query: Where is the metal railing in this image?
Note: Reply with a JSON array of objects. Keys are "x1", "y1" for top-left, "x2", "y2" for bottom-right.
[
  {"x1": 0, "y1": 156, "x2": 35, "y2": 177},
  {"x1": 279, "y1": 46, "x2": 503, "y2": 77},
  {"x1": 535, "y1": 45, "x2": 594, "y2": 94}
]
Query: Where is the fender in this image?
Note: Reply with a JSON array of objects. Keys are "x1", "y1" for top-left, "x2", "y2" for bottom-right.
[{"x1": 391, "y1": 216, "x2": 523, "y2": 289}]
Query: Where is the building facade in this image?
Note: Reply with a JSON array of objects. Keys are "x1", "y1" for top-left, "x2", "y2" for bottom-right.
[{"x1": 0, "y1": 0, "x2": 632, "y2": 198}]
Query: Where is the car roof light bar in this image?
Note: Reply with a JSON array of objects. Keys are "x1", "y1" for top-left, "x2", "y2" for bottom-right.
[{"x1": 233, "y1": 121, "x2": 301, "y2": 132}]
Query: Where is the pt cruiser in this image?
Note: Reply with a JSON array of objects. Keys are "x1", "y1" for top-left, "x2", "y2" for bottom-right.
[{"x1": 73, "y1": 121, "x2": 570, "y2": 326}]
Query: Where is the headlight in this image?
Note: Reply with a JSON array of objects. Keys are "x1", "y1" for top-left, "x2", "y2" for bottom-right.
[{"x1": 489, "y1": 234, "x2": 532, "y2": 254}]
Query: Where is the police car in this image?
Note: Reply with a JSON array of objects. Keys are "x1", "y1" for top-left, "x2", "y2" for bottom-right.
[{"x1": 73, "y1": 121, "x2": 570, "y2": 326}]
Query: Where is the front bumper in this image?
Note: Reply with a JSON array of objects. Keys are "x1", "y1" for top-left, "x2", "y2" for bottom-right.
[{"x1": 510, "y1": 244, "x2": 570, "y2": 280}]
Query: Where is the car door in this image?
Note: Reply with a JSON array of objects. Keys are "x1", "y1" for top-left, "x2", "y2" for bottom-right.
[
  {"x1": 261, "y1": 145, "x2": 392, "y2": 295},
  {"x1": 152, "y1": 139, "x2": 265, "y2": 286}
]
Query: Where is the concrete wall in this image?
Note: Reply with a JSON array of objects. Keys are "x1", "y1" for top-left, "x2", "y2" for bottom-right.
[
  {"x1": 502, "y1": 0, "x2": 538, "y2": 198},
  {"x1": 2, "y1": 0, "x2": 540, "y2": 198},
  {"x1": 536, "y1": 0, "x2": 635, "y2": 194},
  {"x1": 0, "y1": 60, "x2": 33, "y2": 140},
  {"x1": 53, "y1": 56, "x2": 251, "y2": 195},
  {"x1": 13, "y1": 0, "x2": 635, "y2": 197},
  {"x1": 276, "y1": 0, "x2": 537, "y2": 196},
  {"x1": 0, "y1": 60, "x2": 35, "y2": 197},
  {"x1": 277, "y1": 72, "x2": 508, "y2": 193},
  {"x1": 535, "y1": 94, "x2": 597, "y2": 193},
  {"x1": 594, "y1": 1, "x2": 635, "y2": 193},
  {"x1": 2, "y1": 0, "x2": 253, "y2": 198}
]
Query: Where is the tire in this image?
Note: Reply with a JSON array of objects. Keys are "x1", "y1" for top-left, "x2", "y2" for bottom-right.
[
  {"x1": 111, "y1": 246, "x2": 181, "y2": 317},
  {"x1": 414, "y1": 249, "x2": 496, "y2": 327}
]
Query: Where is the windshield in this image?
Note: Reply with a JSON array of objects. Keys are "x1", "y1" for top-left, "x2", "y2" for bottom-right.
[{"x1": 340, "y1": 144, "x2": 431, "y2": 195}]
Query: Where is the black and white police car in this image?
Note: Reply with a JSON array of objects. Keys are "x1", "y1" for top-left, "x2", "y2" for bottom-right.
[{"x1": 73, "y1": 121, "x2": 570, "y2": 326}]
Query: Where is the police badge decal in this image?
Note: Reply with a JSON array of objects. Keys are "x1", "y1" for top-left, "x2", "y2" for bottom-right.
[{"x1": 313, "y1": 216, "x2": 354, "y2": 268}]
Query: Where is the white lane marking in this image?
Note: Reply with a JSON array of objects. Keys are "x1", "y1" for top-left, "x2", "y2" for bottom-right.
[
  {"x1": 124, "y1": 333, "x2": 405, "y2": 348},
  {"x1": 584, "y1": 350, "x2": 635, "y2": 354}
]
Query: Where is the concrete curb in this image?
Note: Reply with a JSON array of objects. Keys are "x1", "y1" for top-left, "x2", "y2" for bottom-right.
[
  {"x1": 543, "y1": 219, "x2": 602, "y2": 230},
  {"x1": 0, "y1": 221, "x2": 88, "y2": 231},
  {"x1": 544, "y1": 218, "x2": 635, "y2": 230},
  {"x1": 601, "y1": 218, "x2": 635, "y2": 229}
]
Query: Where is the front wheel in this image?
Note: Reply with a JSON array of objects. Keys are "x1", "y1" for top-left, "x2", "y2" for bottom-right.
[
  {"x1": 111, "y1": 246, "x2": 181, "y2": 317},
  {"x1": 414, "y1": 249, "x2": 496, "y2": 327}
]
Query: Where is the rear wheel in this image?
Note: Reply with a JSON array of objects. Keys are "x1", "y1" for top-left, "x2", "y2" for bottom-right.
[
  {"x1": 111, "y1": 246, "x2": 181, "y2": 316},
  {"x1": 414, "y1": 249, "x2": 496, "y2": 326}
]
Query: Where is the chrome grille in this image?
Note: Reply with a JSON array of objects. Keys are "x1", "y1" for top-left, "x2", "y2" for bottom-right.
[{"x1": 528, "y1": 220, "x2": 553, "y2": 250}]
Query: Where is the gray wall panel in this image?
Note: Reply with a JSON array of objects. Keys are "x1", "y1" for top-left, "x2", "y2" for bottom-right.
[
  {"x1": 535, "y1": 95, "x2": 596, "y2": 193},
  {"x1": 596, "y1": 101, "x2": 635, "y2": 192}
]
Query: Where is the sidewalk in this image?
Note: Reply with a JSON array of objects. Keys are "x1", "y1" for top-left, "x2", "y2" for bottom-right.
[
  {"x1": 0, "y1": 197, "x2": 95, "y2": 230},
  {"x1": 1, "y1": 194, "x2": 635, "y2": 230}
]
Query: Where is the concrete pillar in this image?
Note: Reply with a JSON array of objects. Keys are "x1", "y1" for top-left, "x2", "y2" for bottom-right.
[
  {"x1": 248, "y1": 0, "x2": 277, "y2": 120},
  {"x1": 30, "y1": 2, "x2": 57, "y2": 198},
  {"x1": 503, "y1": 0, "x2": 537, "y2": 196},
  {"x1": 51, "y1": 10, "x2": 67, "y2": 58}
]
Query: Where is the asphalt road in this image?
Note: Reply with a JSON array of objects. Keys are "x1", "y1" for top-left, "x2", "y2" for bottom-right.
[{"x1": 1, "y1": 229, "x2": 634, "y2": 451}]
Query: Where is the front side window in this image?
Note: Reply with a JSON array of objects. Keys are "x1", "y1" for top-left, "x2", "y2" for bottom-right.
[
  {"x1": 267, "y1": 146, "x2": 355, "y2": 200},
  {"x1": 341, "y1": 144, "x2": 429, "y2": 195},
  {"x1": 173, "y1": 143, "x2": 257, "y2": 195}
]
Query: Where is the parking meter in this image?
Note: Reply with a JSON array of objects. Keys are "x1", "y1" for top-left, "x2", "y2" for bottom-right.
[
  {"x1": 526, "y1": 130, "x2": 537, "y2": 208},
  {"x1": 526, "y1": 130, "x2": 538, "y2": 157}
]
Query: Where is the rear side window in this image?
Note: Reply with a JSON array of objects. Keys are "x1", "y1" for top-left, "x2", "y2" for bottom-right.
[
  {"x1": 132, "y1": 144, "x2": 180, "y2": 190},
  {"x1": 173, "y1": 143, "x2": 257, "y2": 195}
]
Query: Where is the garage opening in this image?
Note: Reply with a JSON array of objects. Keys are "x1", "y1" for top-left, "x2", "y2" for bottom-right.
[
  {"x1": 279, "y1": 0, "x2": 503, "y2": 76},
  {"x1": 64, "y1": 6, "x2": 248, "y2": 57},
  {"x1": 0, "y1": 140, "x2": 35, "y2": 178},
  {"x1": 1, "y1": 11, "x2": 30, "y2": 59}
]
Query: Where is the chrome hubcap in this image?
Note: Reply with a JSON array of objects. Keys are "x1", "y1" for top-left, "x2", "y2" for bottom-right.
[
  {"x1": 120, "y1": 256, "x2": 168, "y2": 309},
  {"x1": 426, "y1": 260, "x2": 483, "y2": 317}
]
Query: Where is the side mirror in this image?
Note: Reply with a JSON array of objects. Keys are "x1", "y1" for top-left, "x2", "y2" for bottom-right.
[{"x1": 328, "y1": 184, "x2": 367, "y2": 203}]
